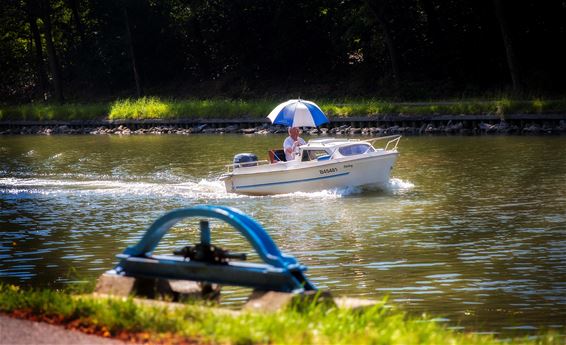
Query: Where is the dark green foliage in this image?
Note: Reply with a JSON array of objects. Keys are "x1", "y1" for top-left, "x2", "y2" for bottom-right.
[{"x1": 1, "y1": 0, "x2": 565, "y2": 103}]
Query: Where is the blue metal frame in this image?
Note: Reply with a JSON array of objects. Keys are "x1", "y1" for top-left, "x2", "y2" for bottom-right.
[{"x1": 113, "y1": 205, "x2": 316, "y2": 293}]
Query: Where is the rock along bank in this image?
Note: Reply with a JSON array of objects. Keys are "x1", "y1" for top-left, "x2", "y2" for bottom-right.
[{"x1": 1, "y1": 114, "x2": 566, "y2": 136}]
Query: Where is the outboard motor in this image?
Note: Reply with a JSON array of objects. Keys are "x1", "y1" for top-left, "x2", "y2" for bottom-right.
[{"x1": 233, "y1": 153, "x2": 258, "y2": 168}]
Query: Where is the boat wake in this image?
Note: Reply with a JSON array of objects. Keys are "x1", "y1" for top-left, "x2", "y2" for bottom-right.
[
  {"x1": 260, "y1": 177, "x2": 414, "y2": 198},
  {"x1": 0, "y1": 176, "x2": 414, "y2": 200},
  {"x1": 386, "y1": 177, "x2": 415, "y2": 192},
  {"x1": 0, "y1": 176, "x2": 237, "y2": 200}
]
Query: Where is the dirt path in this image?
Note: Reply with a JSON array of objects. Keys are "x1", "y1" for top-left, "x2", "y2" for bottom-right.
[{"x1": 0, "y1": 315, "x2": 127, "y2": 345}]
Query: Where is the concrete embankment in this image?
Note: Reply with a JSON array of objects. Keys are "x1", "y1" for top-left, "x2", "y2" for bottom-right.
[{"x1": 1, "y1": 113, "x2": 565, "y2": 135}]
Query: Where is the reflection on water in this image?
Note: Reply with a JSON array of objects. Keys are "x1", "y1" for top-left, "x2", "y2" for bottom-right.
[{"x1": 1, "y1": 135, "x2": 566, "y2": 336}]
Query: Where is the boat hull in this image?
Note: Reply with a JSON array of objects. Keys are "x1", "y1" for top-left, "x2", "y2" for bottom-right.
[{"x1": 222, "y1": 152, "x2": 398, "y2": 195}]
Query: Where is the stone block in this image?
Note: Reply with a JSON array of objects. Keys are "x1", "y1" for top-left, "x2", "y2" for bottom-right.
[
  {"x1": 333, "y1": 297, "x2": 380, "y2": 311},
  {"x1": 243, "y1": 291, "x2": 295, "y2": 312},
  {"x1": 94, "y1": 272, "x2": 136, "y2": 297},
  {"x1": 94, "y1": 272, "x2": 220, "y2": 302},
  {"x1": 168, "y1": 280, "x2": 221, "y2": 302},
  {"x1": 243, "y1": 290, "x2": 335, "y2": 313}
]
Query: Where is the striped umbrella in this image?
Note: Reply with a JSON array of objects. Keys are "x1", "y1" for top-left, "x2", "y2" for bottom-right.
[{"x1": 267, "y1": 99, "x2": 329, "y2": 127}]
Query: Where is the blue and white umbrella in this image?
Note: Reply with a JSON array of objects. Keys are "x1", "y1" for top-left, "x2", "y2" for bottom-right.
[{"x1": 267, "y1": 99, "x2": 330, "y2": 127}]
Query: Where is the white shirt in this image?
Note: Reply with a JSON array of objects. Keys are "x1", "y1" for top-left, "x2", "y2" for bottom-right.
[{"x1": 283, "y1": 136, "x2": 306, "y2": 161}]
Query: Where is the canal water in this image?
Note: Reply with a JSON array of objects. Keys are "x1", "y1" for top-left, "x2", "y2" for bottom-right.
[{"x1": 1, "y1": 134, "x2": 565, "y2": 335}]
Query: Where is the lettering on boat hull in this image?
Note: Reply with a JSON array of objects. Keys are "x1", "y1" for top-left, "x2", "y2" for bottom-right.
[{"x1": 320, "y1": 168, "x2": 338, "y2": 175}]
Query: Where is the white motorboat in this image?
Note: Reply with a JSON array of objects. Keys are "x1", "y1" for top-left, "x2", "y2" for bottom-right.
[{"x1": 221, "y1": 135, "x2": 401, "y2": 195}]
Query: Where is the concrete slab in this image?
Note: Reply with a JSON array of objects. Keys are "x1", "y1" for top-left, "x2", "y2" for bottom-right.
[{"x1": 243, "y1": 290, "x2": 335, "y2": 313}]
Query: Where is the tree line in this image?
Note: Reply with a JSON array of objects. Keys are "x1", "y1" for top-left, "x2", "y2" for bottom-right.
[{"x1": 1, "y1": 0, "x2": 565, "y2": 104}]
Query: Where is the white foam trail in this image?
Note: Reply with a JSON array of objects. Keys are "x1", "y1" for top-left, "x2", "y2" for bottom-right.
[
  {"x1": 387, "y1": 178, "x2": 415, "y2": 191},
  {"x1": 0, "y1": 177, "x2": 238, "y2": 199},
  {"x1": 273, "y1": 189, "x2": 347, "y2": 199},
  {"x1": 0, "y1": 176, "x2": 414, "y2": 200},
  {"x1": 283, "y1": 178, "x2": 414, "y2": 198},
  {"x1": 0, "y1": 176, "x2": 348, "y2": 200}
]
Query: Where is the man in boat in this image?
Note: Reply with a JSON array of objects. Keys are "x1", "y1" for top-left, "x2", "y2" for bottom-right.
[{"x1": 283, "y1": 127, "x2": 306, "y2": 161}]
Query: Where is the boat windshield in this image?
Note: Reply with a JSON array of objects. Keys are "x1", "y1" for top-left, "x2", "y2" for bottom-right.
[
  {"x1": 301, "y1": 149, "x2": 330, "y2": 161},
  {"x1": 338, "y1": 144, "x2": 373, "y2": 156}
]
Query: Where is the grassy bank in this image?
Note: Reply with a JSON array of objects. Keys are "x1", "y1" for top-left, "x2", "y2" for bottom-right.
[
  {"x1": 0, "y1": 102, "x2": 110, "y2": 121},
  {"x1": 1, "y1": 97, "x2": 566, "y2": 121},
  {"x1": 0, "y1": 285, "x2": 562, "y2": 345}
]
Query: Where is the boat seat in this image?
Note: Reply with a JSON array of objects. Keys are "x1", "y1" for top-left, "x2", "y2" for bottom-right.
[{"x1": 268, "y1": 149, "x2": 286, "y2": 163}]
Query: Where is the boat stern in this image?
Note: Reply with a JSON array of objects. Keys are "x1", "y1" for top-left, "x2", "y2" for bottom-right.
[{"x1": 220, "y1": 173, "x2": 235, "y2": 193}]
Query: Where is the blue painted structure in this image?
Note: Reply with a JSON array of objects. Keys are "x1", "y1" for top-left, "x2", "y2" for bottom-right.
[{"x1": 112, "y1": 205, "x2": 316, "y2": 293}]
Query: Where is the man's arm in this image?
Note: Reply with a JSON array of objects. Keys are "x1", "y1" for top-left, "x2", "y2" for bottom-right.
[{"x1": 284, "y1": 138, "x2": 294, "y2": 154}]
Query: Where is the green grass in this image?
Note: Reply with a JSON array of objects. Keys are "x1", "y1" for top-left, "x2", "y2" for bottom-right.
[
  {"x1": 107, "y1": 97, "x2": 276, "y2": 120},
  {"x1": 1, "y1": 97, "x2": 566, "y2": 121},
  {"x1": 0, "y1": 103, "x2": 109, "y2": 121},
  {"x1": 0, "y1": 284, "x2": 562, "y2": 345},
  {"x1": 320, "y1": 98, "x2": 566, "y2": 117}
]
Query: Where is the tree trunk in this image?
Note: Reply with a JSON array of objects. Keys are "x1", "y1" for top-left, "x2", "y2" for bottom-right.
[
  {"x1": 493, "y1": 0, "x2": 522, "y2": 93},
  {"x1": 67, "y1": 0, "x2": 84, "y2": 42},
  {"x1": 190, "y1": 15, "x2": 211, "y2": 79},
  {"x1": 365, "y1": 0, "x2": 401, "y2": 88},
  {"x1": 40, "y1": 0, "x2": 64, "y2": 103},
  {"x1": 26, "y1": 0, "x2": 49, "y2": 100},
  {"x1": 124, "y1": 7, "x2": 142, "y2": 98},
  {"x1": 419, "y1": 0, "x2": 441, "y2": 48}
]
